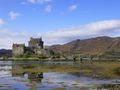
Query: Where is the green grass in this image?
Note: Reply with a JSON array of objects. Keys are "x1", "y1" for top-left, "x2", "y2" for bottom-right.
[{"x1": 12, "y1": 60, "x2": 120, "y2": 79}]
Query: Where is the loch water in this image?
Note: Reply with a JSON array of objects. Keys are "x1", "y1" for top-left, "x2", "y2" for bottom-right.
[{"x1": 0, "y1": 61, "x2": 120, "y2": 90}]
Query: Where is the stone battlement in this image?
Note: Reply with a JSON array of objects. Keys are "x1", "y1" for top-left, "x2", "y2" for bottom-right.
[{"x1": 13, "y1": 44, "x2": 25, "y2": 47}]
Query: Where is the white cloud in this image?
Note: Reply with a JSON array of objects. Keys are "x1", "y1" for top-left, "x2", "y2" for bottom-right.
[
  {"x1": 27, "y1": 0, "x2": 51, "y2": 4},
  {"x1": 9, "y1": 11, "x2": 21, "y2": 20},
  {"x1": 0, "y1": 20, "x2": 120, "y2": 49},
  {"x1": 45, "y1": 5, "x2": 52, "y2": 13},
  {"x1": 0, "y1": 29, "x2": 31, "y2": 49},
  {"x1": 26, "y1": 0, "x2": 52, "y2": 13},
  {"x1": 40, "y1": 20, "x2": 120, "y2": 45},
  {"x1": 0, "y1": 18, "x2": 5, "y2": 25},
  {"x1": 69, "y1": 4, "x2": 78, "y2": 11}
]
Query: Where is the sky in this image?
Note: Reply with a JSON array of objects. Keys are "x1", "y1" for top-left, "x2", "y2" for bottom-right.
[{"x1": 0, "y1": 0, "x2": 120, "y2": 49}]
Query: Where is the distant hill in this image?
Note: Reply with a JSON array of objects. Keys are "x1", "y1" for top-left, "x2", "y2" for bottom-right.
[
  {"x1": 49, "y1": 36, "x2": 120, "y2": 56},
  {"x1": 1, "y1": 36, "x2": 120, "y2": 59},
  {"x1": 0, "y1": 49, "x2": 12, "y2": 57}
]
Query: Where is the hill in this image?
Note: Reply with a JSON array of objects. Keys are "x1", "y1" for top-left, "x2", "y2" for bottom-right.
[
  {"x1": 0, "y1": 49, "x2": 12, "y2": 57},
  {"x1": 49, "y1": 36, "x2": 120, "y2": 56}
]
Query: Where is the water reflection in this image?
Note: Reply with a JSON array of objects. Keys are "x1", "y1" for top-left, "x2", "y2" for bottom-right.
[
  {"x1": 12, "y1": 72, "x2": 43, "y2": 83},
  {"x1": 0, "y1": 61, "x2": 119, "y2": 90},
  {"x1": 12, "y1": 61, "x2": 43, "y2": 83}
]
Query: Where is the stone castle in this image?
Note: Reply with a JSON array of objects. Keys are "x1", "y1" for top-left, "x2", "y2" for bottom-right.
[{"x1": 12, "y1": 37, "x2": 50, "y2": 56}]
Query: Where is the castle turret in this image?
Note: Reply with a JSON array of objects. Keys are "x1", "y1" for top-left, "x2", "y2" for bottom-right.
[
  {"x1": 28, "y1": 37, "x2": 44, "y2": 49},
  {"x1": 12, "y1": 44, "x2": 25, "y2": 56}
]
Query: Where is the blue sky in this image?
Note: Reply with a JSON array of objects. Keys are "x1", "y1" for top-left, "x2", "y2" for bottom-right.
[{"x1": 0, "y1": 0, "x2": 120, "y2": 49}]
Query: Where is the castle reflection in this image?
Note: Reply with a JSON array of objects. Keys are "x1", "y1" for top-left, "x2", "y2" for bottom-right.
[{"x1": 12, "y1": 61, "x2": 43, "y2": 83}]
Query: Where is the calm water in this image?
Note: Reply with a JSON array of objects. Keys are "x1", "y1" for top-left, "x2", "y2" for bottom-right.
[{"x1": 0, "y1": 61, "x2": 120, "y2": 90}]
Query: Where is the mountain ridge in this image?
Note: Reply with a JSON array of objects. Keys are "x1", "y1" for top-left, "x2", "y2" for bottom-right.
[{"x1": 49, "y1": 36, "x2": 120, "y2": 55}]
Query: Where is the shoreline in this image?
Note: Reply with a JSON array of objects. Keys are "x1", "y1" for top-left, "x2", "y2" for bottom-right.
[
  {"x1": 0, "y1": 57, "x2": 120, "y2": 62},
  {"x1": 0, "y1": 60, "x2": 119, "y2": 79},
  {"x1": 0, "y1": 58, "x2": 120, "y2": 79}
]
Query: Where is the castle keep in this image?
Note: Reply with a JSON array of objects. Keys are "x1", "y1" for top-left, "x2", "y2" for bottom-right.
[
  {"x1": 29, "y1": 37, "x2": 44, "y2": 49},
  {"x1": 12, "y1": 44, "x2": 25, "y2": 56},
  {"x1": 12, "y1": 37, "x2": 47, "y2": 56}
]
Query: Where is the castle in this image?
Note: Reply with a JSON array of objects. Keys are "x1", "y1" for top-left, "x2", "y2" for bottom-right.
[{"x1": 12, "y1": 37, "x2": 50, "y2": 56}]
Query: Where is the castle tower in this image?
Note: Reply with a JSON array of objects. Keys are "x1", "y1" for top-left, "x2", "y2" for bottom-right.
[
  {"x1": 28, "y1": 37, "x2": 44, "y2": 49},
  {"x1": 12, "y1": 44, "x2": 25, "y2": 56}
]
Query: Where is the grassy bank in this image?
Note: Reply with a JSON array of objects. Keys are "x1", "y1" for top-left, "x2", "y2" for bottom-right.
[{"x1": 12, "y1": 60, "x2": 120, "y2": 79}]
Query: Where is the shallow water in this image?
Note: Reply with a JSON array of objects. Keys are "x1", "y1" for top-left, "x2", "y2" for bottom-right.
[{"x1": 0, "y1": 61, "x2": 119, "y2": 90}]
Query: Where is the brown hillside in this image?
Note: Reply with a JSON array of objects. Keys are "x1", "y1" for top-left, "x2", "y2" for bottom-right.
[{"x1": 49, "y1": 36, "x2": 120, "y2": 55}]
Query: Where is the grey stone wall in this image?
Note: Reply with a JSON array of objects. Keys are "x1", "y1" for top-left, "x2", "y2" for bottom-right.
[
  {"x1": 12, "y1": 44, "x2": 25, "y2": 56},
  {"x1": 28, "y1": 37, "x2": 44, "y2": 49}
]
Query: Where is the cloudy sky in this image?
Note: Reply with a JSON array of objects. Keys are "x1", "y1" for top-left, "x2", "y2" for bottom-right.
[{"x1": 0, "y1": 0, "x2": 120, "y2": 49}]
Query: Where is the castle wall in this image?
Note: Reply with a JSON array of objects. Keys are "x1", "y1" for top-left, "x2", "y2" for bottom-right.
[{"x1": 12, "y1": 44, "x2": 25, "y2": 56}]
